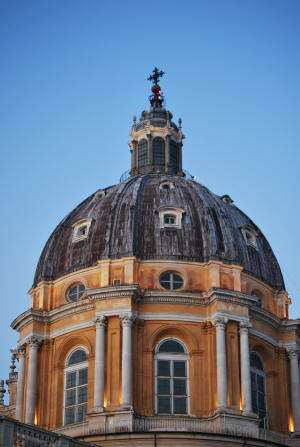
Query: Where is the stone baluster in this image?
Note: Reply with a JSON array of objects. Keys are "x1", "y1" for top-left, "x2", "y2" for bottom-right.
[
  {"x1": 214, "y1": 318, "x2": 228, "y2": 410},
  {"x1": 25, "y1": 337, "x2": 42, "y2": 424},
  {"x1": 288, "y1": 349, "x2": 300, "y2": 432},
  {"x1": 15, "y1": 346, "x2": 26, "y2": 421},
  {"x1": 92, "y1": 315, "x2": 107, "y2": 412},
  {"x1": 239, "y1": 322, "x2": 252, "y2": 415},
  {"x1": 120, "y1": 312, "x2": 136, "y2": 409}
]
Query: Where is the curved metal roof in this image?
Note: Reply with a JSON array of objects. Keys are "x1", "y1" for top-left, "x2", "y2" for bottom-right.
[{"x1": 33, "y1": 174, "x2": 284, "y2": 290}]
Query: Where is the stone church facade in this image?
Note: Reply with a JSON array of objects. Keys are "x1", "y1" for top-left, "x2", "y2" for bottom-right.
[{"x1": 1, "y1": 70, "x2": 300, "y2": 446}]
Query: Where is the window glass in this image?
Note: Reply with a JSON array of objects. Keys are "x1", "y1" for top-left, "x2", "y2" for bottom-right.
[
  {"x1": 164, "y1": 215, "x2": 176, "y2": 225},
  {"x1": 159, "y1": 272, "x2": 184, "y2": 290},
  {"x1": 250, "y1": 352, "x2": 267, "y2": 427},
  {"x1": 67, "y1": 349, "x2": 87, "y2": 366},
  {"x1": 138, "y1": 139, "x2": 147, "y2": 173},
  {"x1": 64, "y1": 354, "x2": 88, "y2": 426},
  {"x1": 158, "y1": 340, "x2": 185, "y2": 353},
  {"x1": 155, "y1": 339, "x2": 188, "y2": 415},
  {"x1": 67, "y1": 284, "x2": 85, "y2": 303},
  {"x1": 153, "y1": 137, "x2": 165, "y2": 171},
  {"x1": 169, "y1": 140, "x2": 178, "y2": 174}
]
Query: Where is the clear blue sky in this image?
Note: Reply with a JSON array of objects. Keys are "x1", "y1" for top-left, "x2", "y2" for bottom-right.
[{"x1": 0, "y1": 0, "x2": 299, "y2": 397}]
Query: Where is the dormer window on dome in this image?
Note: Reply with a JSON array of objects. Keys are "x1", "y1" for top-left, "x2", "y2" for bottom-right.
[
  {"x1": 157, "y1": 206, "x2": 185, "y2": 229},
  {"x1": 93, "y1": 189, "x2": 106, "y2": 200},
  {"x1": 72, "y1": 218, "x2": 92, "y2": 243},
  {"x1": 240, "y1": 225, "x2": 258, "y2": 250},
  {"x1": 159, "y1": 181, "x2": 175, "y2": 190}
]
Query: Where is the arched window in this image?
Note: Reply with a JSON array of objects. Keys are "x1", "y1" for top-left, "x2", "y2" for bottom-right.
[
  {"x1": 138, "y1": 139, "x2": 148, "y2": 174},
  {"x1": 155, "y1": 338, "x2": 189, "y2": 415},
  {"x1": 169, "y1": 140, "x2": 178, "y2": 174},
  {"x1": 64, "y1": 348, "x2": 88, "y2": 425},
  {"x1": 153, "y1": 137, "x2": 165, "y2": 172},
  {"x1": 250, "y1": 351, "x2": 267, "y2": 427}
]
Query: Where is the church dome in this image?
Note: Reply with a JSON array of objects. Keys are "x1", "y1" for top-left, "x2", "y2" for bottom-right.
[{"x1": 33, "y1": 173, "x2": 284, "y2": 290}]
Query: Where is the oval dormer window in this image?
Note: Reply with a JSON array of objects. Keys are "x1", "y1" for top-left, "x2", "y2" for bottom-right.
[
  {"x1": 67, "y1": 284, "x2": 85, "y2": 302},
  {"x1": 159, "y1": 272, "x2": 184, "y2": 290}
]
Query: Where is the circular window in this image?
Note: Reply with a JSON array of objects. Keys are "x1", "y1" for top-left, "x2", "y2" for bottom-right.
[
  {"x1": 159, "y1": 272, "x2": 184, "y2": 290},
  {"x1": 67, "y1": 284, "x2": 85, "y2": 302}
]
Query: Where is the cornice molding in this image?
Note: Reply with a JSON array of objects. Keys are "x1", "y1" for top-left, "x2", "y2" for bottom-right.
[
  {"x1": 87, "y1": 284, "x2": 142, "y2": 302},
  {"x1": 11, "y1": 300, "x2": 95, "y2": 333}
]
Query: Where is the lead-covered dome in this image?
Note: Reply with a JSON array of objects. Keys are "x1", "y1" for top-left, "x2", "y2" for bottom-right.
[{"x1": 34, "y1": 174, "x2": 284, "y2": 290}]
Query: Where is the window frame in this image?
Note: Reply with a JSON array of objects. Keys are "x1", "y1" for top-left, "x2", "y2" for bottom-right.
[
  {"x1": 72, "y1": 218, "x2": 92, "y2": 243},
  {"x1": 157, "y1": 206, "x2": 185, "y2": 229},
  {"x1": 250, "y1": 351, "x2": 268, "y2": 428},
  {"x1": 63, "y1": 347, "x2": 89, "y2": 426},
  {"x1": 154, "y1": 338, "x2": 190, "y2": 416},
  {"x1": 240, "y1": 225, "x2": 258, "y2": 250},
  {"x1": 159, "y1": 271, "x2": 184, "y2": 291},
  {"x1": 66, "y1": 283, "x2": 86, "y2": 303}
]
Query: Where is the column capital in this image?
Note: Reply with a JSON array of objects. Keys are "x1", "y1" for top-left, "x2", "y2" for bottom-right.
[
  {"x1": 287, "y1": 349, "x2": 299, "y2": 360},
  {"x1": 17, "y1": 345, "x2": 26, "y2": 358},
  {"x1": 214, "y1": 318, "x2": 227, "y2": 330},
  {"x1": 93, "y1": 315, "x2": 108, "y2": 329},
  {"x1": 27, "y1": 336, "x2": 42, "y2": 349},
  {"x1": 120, "y1": 312, "x2": 136, "y2": 328},
  {"x1": 239, "y1": 321, "x2": 252, "y2": 333}
]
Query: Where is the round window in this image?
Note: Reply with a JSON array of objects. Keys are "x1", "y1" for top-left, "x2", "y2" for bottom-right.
[
  {"x1": 67, "y1": 284, "x2": 85, "y2": 302},
  {"x1": 159, "y1": 272, "x2": 184, "y2": 290}
]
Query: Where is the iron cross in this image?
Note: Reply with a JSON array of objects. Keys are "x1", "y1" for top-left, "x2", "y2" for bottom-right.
[{"x1": 147, "y1": 67, "x2": 165, "y2": 85}]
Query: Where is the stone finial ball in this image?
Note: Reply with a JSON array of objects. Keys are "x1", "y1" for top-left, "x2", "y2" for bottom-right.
[{"x1": 152, "y1": 85, "x2": 161, "y2": 94}]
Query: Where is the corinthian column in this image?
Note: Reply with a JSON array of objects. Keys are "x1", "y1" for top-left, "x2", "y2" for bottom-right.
[
  {"x1": 214, "y1": 318, "x2": 227, "y2": 410},
  {"x1": 288, "y1": 349, "x2": 300, "y2": 432},
  {"x1": 15, "y1": 346, "x2": 26, "y2": 421},
  {"x1": 239, "y1": 322, "x2": 252, "y2": 415},
  {"x1": 25, "y1": 337, "x2": 42, "y2": 424},
  {"x1": 92, "y1": 315, "x2": 107, "y2": 412},
  {"x1": 120, "y1": 312, "x2": 136, "y2": 409}
]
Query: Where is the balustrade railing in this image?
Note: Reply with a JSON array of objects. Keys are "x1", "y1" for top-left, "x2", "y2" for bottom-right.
[{"x1": 0, "y1": 416, "x2": 98, "y2": 447}]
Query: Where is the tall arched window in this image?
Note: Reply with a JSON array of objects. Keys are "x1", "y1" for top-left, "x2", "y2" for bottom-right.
[
  {"x1": 64, "y1": 348, "x2": 88, "y2": 425},
  {"x1": 250, "y1": 351, "x2": 267, "y2": 427},
  {"x1": 153, "y1": 137, "x2": 165, "y2": 172},
  {"x1": 138, "y1": 139, "x2": 148, "y2": 174},
  {"x1": 155, "y1": 338, "x2": 189, "y2": 415},
  {"x1": 169, "y1": 140, "x2": 178, "y2": 174}
]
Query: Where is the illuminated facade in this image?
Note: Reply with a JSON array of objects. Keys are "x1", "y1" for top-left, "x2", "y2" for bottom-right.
[{"x1": 1, "y1": 69, "x2": 300, "y2": 446}]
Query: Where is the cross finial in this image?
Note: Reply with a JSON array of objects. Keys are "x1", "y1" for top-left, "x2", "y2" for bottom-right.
[{"x1": 147, "y1": 67, "x2": 165, "y2": 85}]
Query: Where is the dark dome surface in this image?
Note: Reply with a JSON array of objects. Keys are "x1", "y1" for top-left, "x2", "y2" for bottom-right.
[{"x1": 34, "y1": 175, "x2": 284, "y2": 290}]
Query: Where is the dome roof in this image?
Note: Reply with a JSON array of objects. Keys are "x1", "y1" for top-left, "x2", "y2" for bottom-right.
[{"x1": 34, "y1": 174, "x2": 284, "y2": 290}]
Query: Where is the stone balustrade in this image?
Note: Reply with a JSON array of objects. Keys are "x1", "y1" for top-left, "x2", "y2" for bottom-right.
[{"x1": 0, "y1": 416, "x2": 99, "y2": 447}]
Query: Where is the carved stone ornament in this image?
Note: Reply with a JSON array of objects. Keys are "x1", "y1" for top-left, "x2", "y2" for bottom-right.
[
  {"x1": 214, "y1": 318, "x2": 227, "y2": 330},
  {"x1": 239, "y1": 321, "x2": 252, "y2": 333},
  {"x1": 93, "y1": 315, "x2": 108, "y2": 329},
  {"x1": 27, "y1": 336, "x2": 43, "y2": 349},
  {"x1": 120, "y1": 312, "x2": 137, "y2": 328},
  {"x1": 287, "y1": 349, "x2": 299, "y2": 360},
  {"x1": 17, "y1": 345, "x2": 26, "y2": 358}
]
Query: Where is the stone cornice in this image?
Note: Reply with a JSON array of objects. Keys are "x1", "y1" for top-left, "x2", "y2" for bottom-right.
[
  {"x1": 87, "y1": 284, "x2": 142, "y2": 302},
  {"x1": 11, "y1": 300, "x2": 95, "y2": 333},
  {"x1": 143, "y1": 288, "x2": 256, "y2": 308},
  {"x1": 250, "y1": 306, "x2": 300, "y2": 334}
]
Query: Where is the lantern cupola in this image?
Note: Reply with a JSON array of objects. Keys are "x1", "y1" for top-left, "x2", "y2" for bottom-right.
[{"x1": 129, "y1": 67, "x2": 185, "y2": 176}]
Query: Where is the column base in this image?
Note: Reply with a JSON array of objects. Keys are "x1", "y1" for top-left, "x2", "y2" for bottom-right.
[
  {"x1": 242, "y1": 409, "x2": 257, "y2": 418},
  {"x1": 90, "y1": 406, "x2": 106, "y2": 414},
  {"x1": 214, "y1": 406, "x2": 231, "y2": 414},
  {"x1": 118, "y1": 402, "x2": 133, "y2": 410}
]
